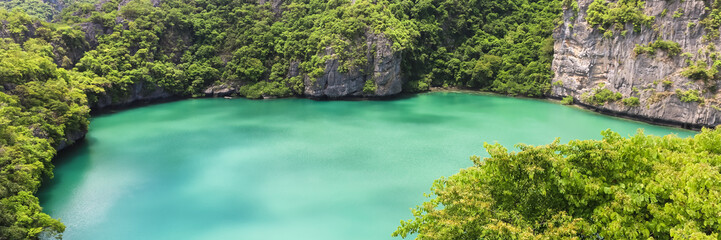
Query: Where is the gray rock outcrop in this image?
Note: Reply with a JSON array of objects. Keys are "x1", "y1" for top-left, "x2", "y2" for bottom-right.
[
  {"x1": 91, "y1": 80, "x2": 172, "y2": 109},
  {"x1": 204, "y1": 84, "x2": 236, "y2": 97},
  {"x1": 552, "y1": 0, "x2": 721, "y2": 128},
  {"x1": 303, "y1": 31, "x2": 403, "y2": 98}
]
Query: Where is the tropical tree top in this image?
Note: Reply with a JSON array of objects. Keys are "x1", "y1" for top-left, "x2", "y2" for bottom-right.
[{"x1": 394, "y1": 128, "x2": 721, "y2": 240}]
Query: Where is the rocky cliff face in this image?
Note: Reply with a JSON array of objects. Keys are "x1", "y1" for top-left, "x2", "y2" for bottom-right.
[
  {"x1": 552, "y1": 0, "x2": 721, "y2": 128},
  {"x1": 303, "y1": 31, "x2": 403, "y2": 98},
  {"x1": 91, "y1": 80, "x2": 173, "y2": 109}
]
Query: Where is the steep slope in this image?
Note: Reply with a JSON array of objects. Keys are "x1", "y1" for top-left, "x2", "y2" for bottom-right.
[{"x1": 552, "y1": 0, "x2": 721, "y2": 128}]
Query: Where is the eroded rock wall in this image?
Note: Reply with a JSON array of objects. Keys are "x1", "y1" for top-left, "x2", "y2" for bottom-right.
[{"x1": 552, "y1": 0, "x2": 721, "y2": 128}]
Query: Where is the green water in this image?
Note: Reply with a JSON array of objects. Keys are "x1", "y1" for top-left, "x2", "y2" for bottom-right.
[{"x1": 39, "y1": 92, "x2": 695, "y2": 240}]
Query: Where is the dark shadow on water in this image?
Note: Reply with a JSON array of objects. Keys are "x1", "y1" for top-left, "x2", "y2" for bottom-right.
[
  {"x1": 52, "y1": 137, "x2": 93, "y2": 166},
  {"x1": 38, "y1": 137, "x2": 95, "y2": 206},
  {"x1": 89, "y1": 93, "x2": 419, "y2": 120},
  {"x1": 90, "y1": 96, "x2": 187, "y2": 117},
  {"x1": 305, "y1": 92, "x2": 420, "y2": 102}
]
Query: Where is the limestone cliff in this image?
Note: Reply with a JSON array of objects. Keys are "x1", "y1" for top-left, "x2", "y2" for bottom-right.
[
  {"x1": 552, "y1": 0, "x2": 721, "y2": 128},
  {"x1": 302, "y1": 31, "x2": 403, "y2": 98}
]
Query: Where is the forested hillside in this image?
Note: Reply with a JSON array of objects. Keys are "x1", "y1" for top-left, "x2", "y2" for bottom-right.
[{"x1": 1, "y1": 0, "x2": 720, "y2": 239}]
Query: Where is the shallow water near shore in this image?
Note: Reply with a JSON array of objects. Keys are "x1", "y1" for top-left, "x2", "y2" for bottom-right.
[{"x1": 39, "y1": 92, "x2": 695, "y2": 240}]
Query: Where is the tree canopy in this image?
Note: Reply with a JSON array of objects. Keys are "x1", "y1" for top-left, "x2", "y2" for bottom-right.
[{"x1": 394, "y1": 128, "x2": 721, "y2": 239}]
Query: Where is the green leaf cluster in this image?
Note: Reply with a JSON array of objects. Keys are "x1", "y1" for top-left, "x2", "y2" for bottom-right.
[
  {"x1": 675, "y1": 89, "x2": 704, "y2": 103},
  {"x1": 582, "y1": 85, "x2": 622, "y2": 105},
  {"x1": 586, "y1": 0, "x2": 654, "y2": 32},
  {"x1": 363, "y1": 79, "x2": 377, "y2": 95},
  {"x1": 622, "y1": 96, "x2": 640, "y2": 106},
  {"x1": 681, "y1": 60, "x2": 720, "y2": 82},
  {"x1": 560, "y1": 95, "x2": 573, "y2": 105},
  {"x1": 634, "y1": 40, "x2": 681, "y2": 57}
]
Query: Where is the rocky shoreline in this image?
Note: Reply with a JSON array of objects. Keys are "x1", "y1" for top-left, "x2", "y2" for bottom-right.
[{"x1": 548, "y1": 95, "x2": 710, "y2": 130}]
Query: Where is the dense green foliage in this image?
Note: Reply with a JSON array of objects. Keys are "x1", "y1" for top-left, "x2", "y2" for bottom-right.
[
  {"x1": 560, "y1": 95, "x2": 573, "y2": 105},
  {"x1": 394, "y1": 128, "x2": 721, "y2": 239},
  {"x1": 581, "y1": 84, "x2": 622, "y2": 105},
  {"x1": 394, "y1": 0, "x2": 561, "y2": 96},
  {"x1": 0, "y1": 8, "x2": 107, "y2": 239},
  {"x1": 0, "y1": 0, "x2": 57, "y2": 20},
  {"x1": 622, "y1": 96, "x2": 640, "y2": 106},
  {"x1": 634, "y1": 40, "x2": 681, "y2": 57},
  {"x1": 0, "y1": 0, "x2": 96, "y2": 20},
  {"x1": 0, "y1": 14, "x2": 100, "y2": 239},
  {"x1": 682, "y1": 60, "x2": 720, "y2": 82},
  {"x1": 676, "y1": 89, "x2": 704, "y2": 103},
  {"x1": 586, "y1": 0, "x2": 653, "y2": 32}
]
